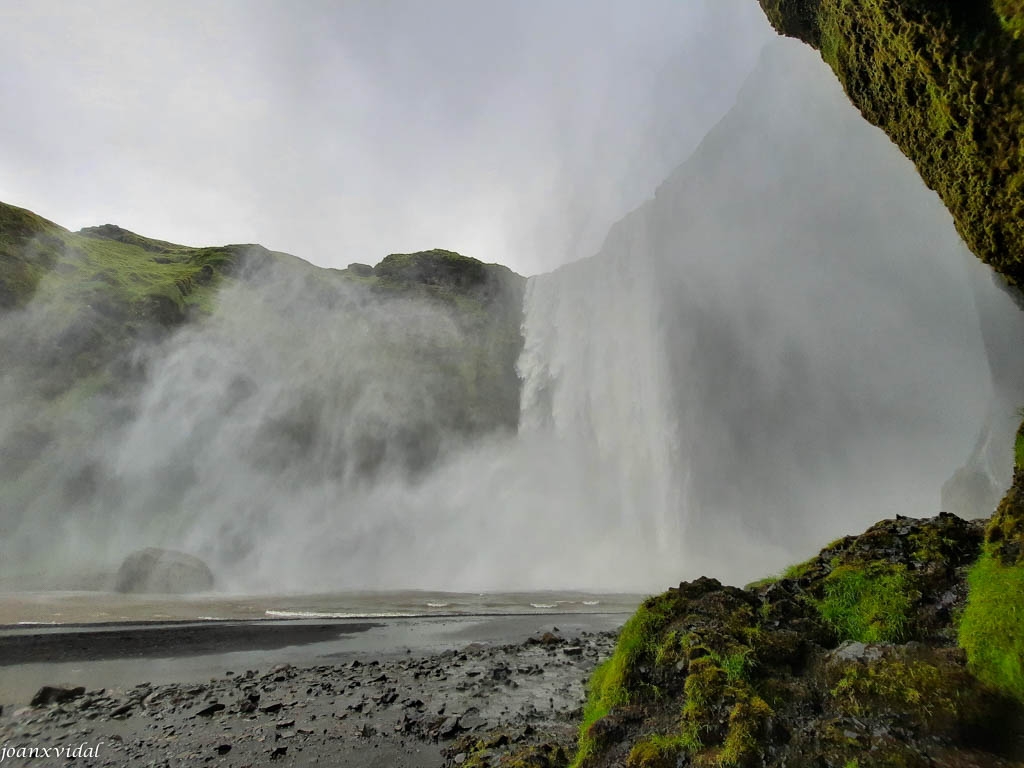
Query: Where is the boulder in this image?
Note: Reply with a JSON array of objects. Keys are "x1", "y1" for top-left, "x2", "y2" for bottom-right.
[
  {"x1": 113, "y1": 547, "x2": 214, "y2": 593},
  {"x1": 31, "y1": 685, "x2": 85, "y2": 707}
]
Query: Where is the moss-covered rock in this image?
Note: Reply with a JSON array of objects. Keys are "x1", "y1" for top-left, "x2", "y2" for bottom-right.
[
  {"x1": 959, "y1": 450, "x2": 1024, "y2": 704},
  {"x1": 763, "y1": 513, "x2": 984, "y2": 645},
  {"x1": 571, "y1": 513, "x2": 1023, "y2": 767},
  {"x1": 757, "y1": 0, "x2": 1024, "y2": 282},
  {"x1": 988, "y1": 462, "x2": 1024, "y2": 566},
  {"x1": 444, "y1": 733, "x2": 570, "y2": 768}
]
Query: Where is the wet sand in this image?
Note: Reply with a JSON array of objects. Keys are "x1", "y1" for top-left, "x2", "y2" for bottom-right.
[
  {"x1": 0, "y1": 621, "x2": 383, "y2": 666},
  {"x1": 0, "y1": 613, "x2": 625, "y2": 766}
]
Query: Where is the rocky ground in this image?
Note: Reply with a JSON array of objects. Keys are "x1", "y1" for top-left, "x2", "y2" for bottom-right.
[
  {"x1": 0, "y1": 628, "x2": 615, "y2": 767},
  {"x1": 572, "y1": 512, "x2": 1024, "y2": 768},
  {"x1": 7, "y1": 505, "x2": 1024, "y2": 768}
]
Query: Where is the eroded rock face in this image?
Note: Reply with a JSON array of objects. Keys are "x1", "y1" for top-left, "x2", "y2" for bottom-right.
[
  {"x1": 113, "y1": 547, "x2": 214, "y2": 594},
  {"x1": 758, "y1": 0, "x2": 1024, "y2": 281}
]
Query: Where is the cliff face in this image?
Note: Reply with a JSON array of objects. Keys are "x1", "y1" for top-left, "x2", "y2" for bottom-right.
[
  {"x1": 758, "y1": 0, "x2": 1024, "y2": 282},
  {"x1": 0, "y1": 201, "x2": 525, "y2": 586}
]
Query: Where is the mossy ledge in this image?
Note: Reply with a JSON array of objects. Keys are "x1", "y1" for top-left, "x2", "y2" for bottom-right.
[
  {"x1": 568, "y1": 512, "x2": 1024, "y2": 768},
  {"x1": 757, "y1": 0, "x2": 1024, "y2": 282}
]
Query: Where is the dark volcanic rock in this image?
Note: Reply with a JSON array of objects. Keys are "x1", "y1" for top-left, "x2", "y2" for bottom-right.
[
  {"x1": 572, "y1": 512, "x2": 1024, "y2": 768},
  {"x1": 113, "y1": 547, "x2": 214, "y2": 593},
  {"x1": 30, "y1": 685, "x2": 85, "y2": 707}
]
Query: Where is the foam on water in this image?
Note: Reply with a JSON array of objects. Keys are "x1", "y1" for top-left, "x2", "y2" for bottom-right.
[{"x1": 0, "y1": 590, "x2": 642, "y2": 626}]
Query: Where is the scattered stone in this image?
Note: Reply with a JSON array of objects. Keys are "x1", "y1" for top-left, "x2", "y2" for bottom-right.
[
  {"x1": 458, "y1": 709, "x2": 485, "y2": 731},
  {"x1": 30, "y1": 686, "x2": 85, "y2": 707},
  {"x1": 528, "y1": 632, "x2": 563, "y2": 646},
  {"x1": 831, "y1": 640, "x2": 884, "y2": 663},
  {"x1": 438, "y1": 716, "x2": 462, "y2": 738}
]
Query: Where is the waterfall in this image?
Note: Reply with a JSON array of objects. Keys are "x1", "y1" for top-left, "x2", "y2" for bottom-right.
[
  {"x1": 1, "y1": 40, "x2": 1013, "y2": 593},
  {"x1": 518, "y1": 225, "x2": 686, "y2": 555},
  {"x1": 507, "y1": 40, "x2": 1000, "y2": 584}
]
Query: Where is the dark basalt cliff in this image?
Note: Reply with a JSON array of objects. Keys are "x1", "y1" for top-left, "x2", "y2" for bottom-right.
[{"x1": 759, "y1": 0, "x2": 1024, "y2": 282}]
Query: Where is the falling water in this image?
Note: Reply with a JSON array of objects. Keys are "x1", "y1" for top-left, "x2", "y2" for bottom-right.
[{"x1": 1, "y1": 41, "x2": 1017, "y2": 595}]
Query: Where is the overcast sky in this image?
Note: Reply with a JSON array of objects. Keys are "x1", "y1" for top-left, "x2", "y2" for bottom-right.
[{"x1": 0, "y1": 1, "x2": 773, "y2": 275}]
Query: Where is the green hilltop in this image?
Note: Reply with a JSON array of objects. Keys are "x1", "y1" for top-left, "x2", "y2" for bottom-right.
[
  {"x1": 0, "y1": 201, "x2": 526, "y2": 519},
  {"x1": 0, "y1": 199, "x2": 524, "y2": 404}
]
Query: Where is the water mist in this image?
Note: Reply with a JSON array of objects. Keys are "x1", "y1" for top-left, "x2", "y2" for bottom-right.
[{"x1": 0, "y1": 41, "x2": 1015, "y2": 594}]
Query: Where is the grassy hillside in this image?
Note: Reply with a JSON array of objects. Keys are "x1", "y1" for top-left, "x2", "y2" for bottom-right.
[
  {"x1": 0, "y1": 200, "x2": 523, "y2": 401},
  {"x1": 0, "y1": 201, "x2": 525, "y2": 547}
]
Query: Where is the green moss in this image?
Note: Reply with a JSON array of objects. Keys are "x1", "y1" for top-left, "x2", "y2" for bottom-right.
[
  {"x1": 502, "y1": 743, "x2": 569, "y2": 768},
  {"x1": 907, "y1": 526, "x2": 959, "y2": 566},
  {"x1": 994, "y1": 0, "x2": 1024, "y2": 37},
  {"x1": 572, "y1": 593, "x2": 680, "y2": 766},
  {"x1": 674, "y1": 656, "x2": 773, "y2": 767},
  {"x1": 570, "y1": 516, "x2": 1018, "y2": 766},
  {"x1": 758, "y1": 0, "x2": 1024, "y2": 281},
  {"x1": 654, "y1": 630, "x2": 683, "y2": 668},
  {"x1": 816, "y1": 562, "x2": 915, "y2": 643},
  {"x1": 780, "y1": 557, "x2": 816, "y2": 581},
  {"x1": 986, "y1": 463, "x2": 1024, "y2": 567},
  {"x1": 712, "y1": 648, "x2": 755, "y2": 684},
  {"x1": 830, "y1": 657, "x2": 962, "y2": 721},
  {"x1": 626, "y1": 734, "x2": 688, "y2": 768},
  {"x1": 684, "y1": 656, "x2": 727, "y2": 714},
  {"x1": 958, "y1": 551, "x2": 1024, "y2": 702},
  {"x1": 1016, "y1": 426, "x2": 1024, "y2": 471},
  {"x1": 716, "y1": 694, "x2": 772, "y2": 767}
]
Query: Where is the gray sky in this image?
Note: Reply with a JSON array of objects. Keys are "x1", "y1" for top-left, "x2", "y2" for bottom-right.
[{"x1": 0, "y1": 1, "x2": 772, "y2": 275}]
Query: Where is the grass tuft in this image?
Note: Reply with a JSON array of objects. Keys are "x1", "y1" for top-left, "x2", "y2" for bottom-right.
[
  {"x1": 817, "y1": 562, "x2": 915, "y2": 643},
  {"x1": 625, "y1": 733, "x2": 689, "y2": 768},
  {"x1": 571, "y1": 593, "x2": 679, "y2": 766},
  {"x1": 958, "y1": 551, "x2": 1024, "y2": 702}
]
